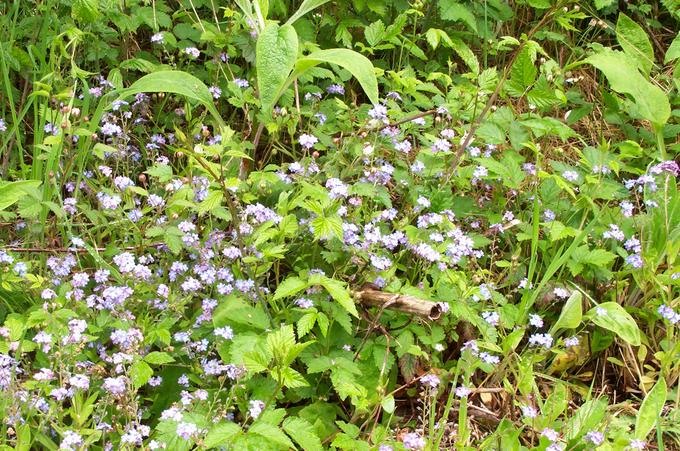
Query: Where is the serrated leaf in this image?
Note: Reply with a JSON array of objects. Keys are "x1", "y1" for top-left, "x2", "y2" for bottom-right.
[
  {"x1": 438, "y1": 0, "x2": 477, "y2": 32},
  {"x1": 249, "y1": 422, "x2": 295, "y2": 448},
  {"x1": 272, "y1": 276, "x2": 307, "y2": 301},
  {"x1": 297, "y1": 312, "x2": 316, "y2": 337},
  {"x1": 256, "y1": 23, "x2": 298, "y2": 115},
  {"x1": 204, "y1": 422, "x2": 242, "y2": 448},
  {"x1": 310, "y1": 275, "x2": 358, "y2": 317},
  {"x1": 364, "y1": 20, "x2": 385, "y2": 47},
  {"x1": 71, "y1": 0, "x2": 100, "y2": 23},
  {"x1": 130, "y1": 359, "x2": 153, "y2": 389},
  {"x1": 283, "y1": 417, "x2": 323, "y2": 451}
]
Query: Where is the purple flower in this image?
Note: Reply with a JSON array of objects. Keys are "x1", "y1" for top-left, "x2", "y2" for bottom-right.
[
  {"x1": 585, "y1": 431, "x2": 604, "y2": 446},
  {"x1": 368, "y1": 104, "x2": 388, "y2": 122},
  {"x1": 562, "y1": 170, "x2": 579, "y2": 182},
  {"x1": 603, "y1": 224, "x2": 625, "y2": 241},
  {"x1": 176, "y1": 422, "x2": 198, "y2": 440},
  {"x1": 529, "y1": 333, "x2": 553, "y2": 348},
  {"x1": 326, "y1": 84, "x2": 345, "y2": 94},
  {"x1": 103, "y1": 376, "x2": 127, "y2": 395},
  {"x1": 298, "y1": 133, "x2": 318, "y2": 149},
  {"x1": 209, "y1": 86, "x2": 222, "y2": 99},
  {"x1": 249, "y1": 400, "x2": 265, "y2": 419},
  {"x1": 184, "y1": 47, "x2": 200, "y2": 58},
  {"x1": 402, "y1": 432, "x2": 425, "y2": 450},
  {"x1": 455, "y1": 386, "x2": 472, "y2": 397},
  {"x1": 420, "y1": 374, "x2": 440, "y2": 388},
  {"x1": 234, "y1": 78, "x2": 249, "y2": 88}
]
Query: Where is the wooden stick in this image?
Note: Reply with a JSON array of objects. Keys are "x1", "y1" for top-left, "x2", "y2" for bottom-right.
[{"x1": 352, "y1": 288, "x2": 443, "y2": 320}]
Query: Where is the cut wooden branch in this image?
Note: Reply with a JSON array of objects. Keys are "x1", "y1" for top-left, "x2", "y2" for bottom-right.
[{"x1": 352, "y1": 288, "x2": 443, "y2": 320}]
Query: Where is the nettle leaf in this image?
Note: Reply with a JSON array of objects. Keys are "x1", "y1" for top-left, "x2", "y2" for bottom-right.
[
  {"x1": 309, "y1": 274, "x2": 359, "y2": 317},
  {"x1": 635, "y1": 377, "x2": 667, "y2": 440},
  {"x1": 71, "y1": 0, "x2": 100, "y2": 23},
  {"x1": 586, "y1": 48, "x2": 670, "y2": 127},
  {"x1": 272, "y1": 276, "x2": 307, "y2": 301},
  {"x1": 364, "y1": 20, "x2": 385, "y2": 47},
  {"x1": 506, "y1": 48, "x2": 536, "y2": 96},
  {"x1": 283, "y1": 417, "x2": 323, "y2": 451},
  {"x1": 588, "y1": 302, "x2": 641, "y2": 346},
  {"x1": 130, "y1": 359, "x2": 153, "y2": 389},
  {"x1": 204, "y1": 422, "x2": 242, "y2": 448},
  {"x1": 248, "y1": 422, "x2": 295, "y2": 449},
  {"x1": 438, "y1": 0, "x2": 477, "y2": 32},
  {"x1": 256, "y1": 23, "x2": 298, "y2": 115},
  {"x1": 616, "y1": 13, "x2": 654, "y2": 76}
]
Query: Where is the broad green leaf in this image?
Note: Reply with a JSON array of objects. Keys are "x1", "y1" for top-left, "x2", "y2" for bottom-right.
[
  {"x1": 256, "y1": 23, "x2": 298, "y2": 115},
  {"x1": 285, "y1": 0, "x2": 330, "y2": 26},
  {"x1": 272, "y1": 276, "x2": 308, "y2": 301},
  {"x1": 616, "y1": 13, "x2": 654, "y2": 76},
  {"x1": 665, "y1": 32, "x2": 680, "y2": 63},
  {"x1": 118, "y1": 71, "x2": 224, "y2": 127},
  {"x1": 283, "y1": 417, "x2": 323, "y2": 451},
  {"x1": 588, "y1": 302, "x2": 641, "y2": 346},
  {"x1": 0, "y1": 180, "x2": 41, "y2": 211},
  {"x1": 594, "y1": 0, "x2": 615, "y2": 8},
  {"x1": 565, "y1": 398, "x2": 608, "y2": 442},
  {"x1": 507, "y1": 48, "x2": 536, "y2": 96},
  {"x1": 635, "y1": 377, "x2": 667, "y2": 440},
  {"x1": 213, "y1": 296, "x2": 271, "y2": 330},
  {"x1": 294, "y1": 49, "x2": 379, "y2": 105},
  {"x1": 204, "y1": 423, "x2": 242, "y2": 448},
  {"x1": 551, "y1": 291, "x2": 583, "y2": 333},
  {"x1": 586, "y1": 49, "x2": 670, "y2": 127}
]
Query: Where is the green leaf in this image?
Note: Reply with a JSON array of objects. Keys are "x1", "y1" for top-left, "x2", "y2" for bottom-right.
[
  {"x1": 588, "y1": 302, "x2": 642, "y2": 346},
  {"x1": 0, "y1": 180, "x2": 41, "y2": 211},
  {"x1": 665, "y1": 32, "x2": 680, "y2": 63},
  {"x1": 586, "y1": 48, "x2": 670, "y2": 127},
  {"x1": 616, "y1": 13, "x2": 654, "y2": 75},
  {"x1": 594, "y1": 0, "x2": 615, "y2": 9},
  {"x1": 507, "y1": 48, "x2": 536, "y2": 96},
  {"x1": 285, "y1": 0, "x2": 330, "y2": 26},
  {"x1": 204, "y1": 422, "x2": 242, "y2": 448},
  {"x1": 635, "y1": 377, "x2": 667, "y2": 440},
  {"x1": 256, "y1": 23, "x2": 299, "y2": 115},
  {"x1": 213, "y1": 296, "x2": 271, "y2": 330},
  {"x1": 130, "y1": 359, "x2": 153, "y2": 389},
  {"x1": 565, "y1": 398, "x2": 608, "y2": 442},
  {"x1": 310, "y1": 274, "x2": 359, "y2": 318},
  {"x1": 118, "y1": 71, "x2": 223, "y2": 127},
  {"x1": 272, "y1": 276, "x2": 308, "y2": 301},
  {"x1": 71, "y1": 0, "x2": 100, "y2": 23},
  {"x1": 249, "y1": 422, "x2": 295, "y2": 448},
  {"x1": 294, "y1": 49, "x2": 379, "y2": 105},
  {"x1": 551, "y1": 291, "x2": 583, "y2": 333},
  {"x1": 283, "y1": 417, "x2": 323, "y2": 451},
  {"x1": 438, "y1": 0, "x2": 477, "y2": 32},
  {"x1": 144, "y1": 351, "x2": 175, "y2": 365},
  {"x1": 364, "y1": 20, "x2": 385, "y2": 47}
]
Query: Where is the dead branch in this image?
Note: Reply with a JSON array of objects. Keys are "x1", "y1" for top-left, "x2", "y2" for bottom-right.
[{"x1": 352, "y1": 288, "x2": 443, "y2": 320}]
